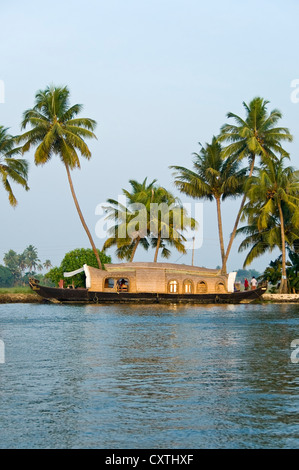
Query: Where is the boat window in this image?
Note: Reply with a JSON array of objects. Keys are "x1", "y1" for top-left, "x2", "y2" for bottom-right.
[
  {"x1": 197, "y1": 281, "x2": 208, "y2": 294},
  {"x1": 216, "y1": 282, "x2": 226, "y2": 293},
  {"x1": 104, "y1": 278, "x2": 115, "y2": 288},
  {"x1": 117, "y1": 278, "x2": 129, "y2": 292},
  {"x1": 168, "y1": 280, "x2": 178, "y2": 293},
  {"x1": 183, "y1": 280, "x2": 193, "y2": 293}
]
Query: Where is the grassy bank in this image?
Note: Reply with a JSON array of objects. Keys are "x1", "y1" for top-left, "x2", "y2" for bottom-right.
[
  {"x1": 0, "y1": 287, "x2": 32, "y2": 294},
  {"x1": 0, "y1": 287, "x2": 42, "y2": 303}
]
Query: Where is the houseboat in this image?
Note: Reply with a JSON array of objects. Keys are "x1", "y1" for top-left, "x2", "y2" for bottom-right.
[{"x1": 29, "y1": 262, "x2": 266, "y2": 304}]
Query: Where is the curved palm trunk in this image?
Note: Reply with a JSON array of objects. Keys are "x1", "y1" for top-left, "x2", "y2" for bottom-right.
[
  {"x1": 130, "y1": 236, "x2": 140, "y2": 262},
  {"x1": 65, "y1": 163, "x2": 102, "y2": 270},
  {"x1": 154, "y1": 234, "x2": 161, "y2": 262},
  {"x1": 216, "y1": 197, "x2": 226, "y2": 274},
  {"x1": 278, "y1": 200, "x2": 288, "y2": 293},
  {"x1": 223, "y1": 155, "x2": 256, "y2": 271}
]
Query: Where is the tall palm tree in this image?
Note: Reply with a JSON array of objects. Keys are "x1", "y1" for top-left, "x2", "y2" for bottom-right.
[
  {"x1": 17, "y1": 85, "x2": 102, "y2": 269},
  {"x1": 219, "y1": 97, "x2": 293, "y2": 270},
  {"x1": 0, "y1": 126, "x2": 29, "y2": 206},
  {"x1": 171, "y1": 136, "x2": 246, "y2": 274},
  {"x1": 237, "y1": 200, "x2": 299, "y2": 269},
  {"x1": 24, "y1": 244, "x2": 40, "y2": 273},
  {"x1": 240, "y1": 157, "x2": 299, "y2": 293}
]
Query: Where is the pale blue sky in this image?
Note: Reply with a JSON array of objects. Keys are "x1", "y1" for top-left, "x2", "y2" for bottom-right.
[{"x1": 1, "y1": 0, "x2": 299, "y2": 272}]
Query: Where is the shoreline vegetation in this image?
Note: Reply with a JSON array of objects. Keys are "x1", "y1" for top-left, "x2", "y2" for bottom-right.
[{"x1": 1, "y1": 88, "x2": 299, "y2": 295}]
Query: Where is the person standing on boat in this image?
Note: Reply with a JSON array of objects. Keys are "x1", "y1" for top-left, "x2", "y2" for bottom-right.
[
  {"x1": 244, "y1": 278, "x2": 249, "y2": 291},
  {"x1": 250, "y1": 277, "x2": 257, "y2": 290}
]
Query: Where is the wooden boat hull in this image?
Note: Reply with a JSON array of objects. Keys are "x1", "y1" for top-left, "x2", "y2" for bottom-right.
[{"x1": 29, "y1": 280, "x2": 266, "y2": 304}]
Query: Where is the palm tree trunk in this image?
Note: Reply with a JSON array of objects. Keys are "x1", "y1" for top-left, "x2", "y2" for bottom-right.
[
  {"x1": 278, "y1": 200, "x2": 288, "y2": 293},
  {"x1": 222, "y1": 155, "x2": 255, "y2": 271},
  {"x1": 130, "y1": 237, "x2": 140, "y2": 262},
  {"x1": 154, "y1": 234, "x2": 161, "y2": 262},
  {"x1": 216, "y1": 197, "x2": 226, "y2": 274},
  {"x1": 65, "y1": 163, "x2": 102, "y2": 270}
]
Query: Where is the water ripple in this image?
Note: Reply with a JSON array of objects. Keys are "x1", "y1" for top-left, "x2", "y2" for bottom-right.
[{"x1": 0, "y1": 302, "x2": 298, "y2": 448}]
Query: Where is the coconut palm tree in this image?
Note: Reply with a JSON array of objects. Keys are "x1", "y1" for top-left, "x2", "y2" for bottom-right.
[
  {"x1": 43, "y1": 259, "x2": 52, "y2": 270},
  {"x1": 148, "y1": 185, "x2": 196, "y2": 262},
  {"x1": 102, "y1": 200, "x2": 150, "y2": 262},
  {"x1": 240, "y1": 157, "x2": 299, "y2": 293},
  {"x1": 171, "y1": 136, "x2": 246, "y2": 273},
  {"x1": 17, "y1": 85, "x2": 102, "y2": 269},
  {"x1": 237, "y1": 200, "x2": 299, "y2": 269},
  {"x1": 24, "y1": 244, "x2": 40, "y2": 273},
  {"x1": 0, "y1": 126, "x2": 29, "y2": 206},
  {"x1": 103, "y1": 178, "x2": 156, "y2": 262},
  {"x1": 102, "y1": 178, "x2": 156, "y2": 261},
  {"x1": 103, "y1": 178, "x2": 196, "y2": 262},
  {"x1": 219, "y1": 97, "x2": 293, "y2": 271}
]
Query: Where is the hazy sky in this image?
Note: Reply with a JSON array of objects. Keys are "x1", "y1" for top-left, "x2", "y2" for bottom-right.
[{"x1": 1, "y1": 0, "x2": 299, "y2": 273}]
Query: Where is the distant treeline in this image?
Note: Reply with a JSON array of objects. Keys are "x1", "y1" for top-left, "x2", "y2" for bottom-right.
[{"x1": 0, "y1": 245, "x2": 51, "y2": 287}]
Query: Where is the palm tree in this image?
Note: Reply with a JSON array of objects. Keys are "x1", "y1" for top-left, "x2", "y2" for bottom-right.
[
  {"x1": 102, "y1": 206, "x2": 150, "y2": 262},
  {"x1": 148, "y1": 185, "x2": 195, "y2": 262},
  {"x1": 43, "y1": 259, "x2": 52, "y2": 270},
  {"x1": 0, "y1": 126, "x2": 29, "y2": 206},
  {"x1": 219, "y1": 97, "x2": 293, "y2": 271},
  {"x1": 240, "y1": 157, "x2": 299, "y2": 293},
  {"x1": 237, "y1": 200, "x2": 299, "y2": 268},
  {"x1": 171, "y1": 136, "x2": 246, "y2": 273},
  {"x1": 24, "y1": 244, "x2": 40, "y2": 273},
  {"x1": 17, "y1": 85, "x2": 102, "y2": 269},
  {"x1": 258, "y1": 256, "x2": 284, "y2": 289},
  {"x1": 103, "y1": 178, "x2": 196, "y2": 262},
  {"x1": 102, "y1": 178, "x2": 156, "y2": 261}
]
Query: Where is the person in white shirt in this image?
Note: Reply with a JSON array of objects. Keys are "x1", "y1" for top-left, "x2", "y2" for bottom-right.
[{"x1": 250, "y1": 276, "x2": 257, "y2": 290}]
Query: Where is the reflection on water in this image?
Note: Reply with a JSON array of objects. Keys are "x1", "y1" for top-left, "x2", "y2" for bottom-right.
[{"x1": 0, "y1": 302, "x2": 298, "y2": 448}]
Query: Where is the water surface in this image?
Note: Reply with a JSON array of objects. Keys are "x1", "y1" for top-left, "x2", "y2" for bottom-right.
[{"x1": 0, "y1": 302, "x2": 298, "y2": 448}]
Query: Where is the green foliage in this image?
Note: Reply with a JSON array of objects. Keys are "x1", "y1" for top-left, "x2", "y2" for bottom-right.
[
  {"x1": 18, "y1": 85, "x2": 97, "y2": 168},
  {"x1": 23, "y1": 245, "x2": 40, "y2": 272},
  {"x1": 2, "y1": 245, "x2": 52, "y2": 286},
  {"x1": 3, "y1": 250, "x2": 22, "y2": 280},
  {"x1": 287, "y1": 249, "x2": 299, "y2": 292},
  {"x1": 103, "y1": 178, "x2": 196, "y2": 262},
  {"x1": 17, "y1": 85, "x2": 102, "y2": 269},
  {"x1": 44, "y1": 267, "x2": 64, "y2": 286},
  {"x1": 171, "y1": 136, "x2": 246, "y2": 272},
  {"x1": 0, "y1": 265, "x2": 14, "y2": 287},
  {"x1": 171, "y1": 136, "x2": 247, "y2": 202},
  {"x1": 217, "y1": 97, "x2": 293, "y2": 275},
  {"x1": 258, "y1": 257, "x2": 283, "y2": 288},
  {"x1": 239, "y1": 156, "x2": 299, "y2": 292},
  {"x1": 0, "y1": 125, "x2": 29, "y2": 206},
  {"x1": 219, "y1": 97, "x2": 293, "y2": 164},
  {"x1": 259, "y1": 253, "x2": 299, "y2": 292},
  {"x1": 46, "y1": 248, "x2": 111, "y2": 287}
]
